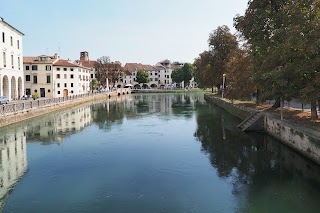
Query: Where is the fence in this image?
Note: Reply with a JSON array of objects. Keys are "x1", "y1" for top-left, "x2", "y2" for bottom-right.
[{"x1": 0, "y1": 88, "x2": 131, "y2": 116}]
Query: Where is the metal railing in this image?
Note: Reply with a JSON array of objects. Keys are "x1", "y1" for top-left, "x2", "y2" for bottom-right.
[{"x1": 0, "y1": 88, "x2": 131, "y2": 116}]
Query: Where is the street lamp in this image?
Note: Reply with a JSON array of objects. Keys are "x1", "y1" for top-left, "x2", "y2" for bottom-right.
[{"x1": 222, "y1": 73, "x2": 226, "y2": 99}]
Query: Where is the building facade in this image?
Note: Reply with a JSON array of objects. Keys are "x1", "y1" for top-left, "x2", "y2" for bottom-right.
[
  {"x1": 0, "y1": 17, "x2": 24, "y2": 100},
  {"x1": 24, "y1": 55, "x2": 91, "y2": 98}
]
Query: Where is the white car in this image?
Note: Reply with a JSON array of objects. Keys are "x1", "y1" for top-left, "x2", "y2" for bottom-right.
[{"x1": 0, "y1": 96, "x2": 9, "y2": 104}]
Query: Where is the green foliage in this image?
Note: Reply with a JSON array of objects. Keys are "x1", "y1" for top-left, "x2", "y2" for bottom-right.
[
  {"x1": 136, "y1": 70, "x2": 149, "y2": 84},
  {"x1": 91, "y1": 79, "x2": 98, "y2": 89},
  {"x1": 234, "y1": 0, "x2": 320, "y2": 118},
  {"x1": 172, "y1": 63, "x2": 194, "y2": 86},
  {"x1": 32, "y1": 93, "x2": 39, "y2": 100},
  {"x1": 171, "y1": 67, "x2": 184, "y2": 83},
  {"x1": 194, "y1": 26, "x2": 239, "y2": 91}
]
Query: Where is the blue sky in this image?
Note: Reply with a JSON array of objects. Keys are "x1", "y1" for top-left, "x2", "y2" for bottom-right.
[{"x1": 1, "y1": 0, "x2": 248, "y2": 65}]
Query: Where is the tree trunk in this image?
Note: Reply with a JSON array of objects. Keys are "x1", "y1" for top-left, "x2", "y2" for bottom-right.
[
  {"x1": 272, "y1": 98, "x2": 281, "y2": 109},
  {"x1": 311, "y1": 100, "x2": 318, "y2": 120},
  {"x1": 256, "y1": 89, "x2": 260, "y2": 104}
]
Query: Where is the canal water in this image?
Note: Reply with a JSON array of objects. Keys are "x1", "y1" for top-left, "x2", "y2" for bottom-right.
[{"x1": 1, "y1": 93, "x2": 320, "y2": 213}]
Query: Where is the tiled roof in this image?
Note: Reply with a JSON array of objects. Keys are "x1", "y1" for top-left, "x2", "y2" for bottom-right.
[
  {"x1": 53, "y1": 60, "x2": 79, "y2": 67},
  {"x1": 123, "y1": 63, "x2": 157, "y2": 73},
  {"x1": 78, "y1": 60, "x2": 96, "y2": 68},
  {"x1": 23, "y1": 56, "x2": 58, "y2": 64}
]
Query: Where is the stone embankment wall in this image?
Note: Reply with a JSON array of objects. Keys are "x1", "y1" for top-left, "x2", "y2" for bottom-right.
[
  {"x1": 0, "y1": 89, "x2": 131, "y2": 128},
  {"x1": 264, "y1": 116, "x2": 320, "y2": 165},
  {"x1": 204, "y1": 94, "x2": 264, "y2": 131},
  {"x1": 204, "y1": 93, "x2": 320, "y2": 165}
]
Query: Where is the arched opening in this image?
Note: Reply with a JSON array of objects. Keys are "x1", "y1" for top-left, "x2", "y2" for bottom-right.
[
  {"x1": 118, "y1": 93, "x2": 121, "y2": 96},
  {"x1": 2, "y1": 75, "x2": 9, "y2": 97},
  {"x1": 18, "y1": 77, "x2": 23, "y2": 99},
  {"x1": 11, "y1": 76, "x2": 17, "y2": 100},
  {"x1": 134, "y1": 84, "x2": 141, "y2": 89},
  {"x1": 117, "y1": 84, "x2": 121, "y2": 88},
  {"x1": 150, "y1": 84, "x2": 157, "y2": 88},
  {"x1": 63, "y1": 89, "x2": 68, "y2": 97},
  {"x1": 142, "y1": 84, "x2": 149, "y2": 89}
]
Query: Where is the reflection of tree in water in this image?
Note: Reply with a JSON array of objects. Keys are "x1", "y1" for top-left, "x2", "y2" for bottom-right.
[
  {"x1": 171, "y1": 94, "x2": 193, "y2": 118},
  {"x1": 194, "y1": 104, "x2": 320, "y2": 212},
  {"x1": 92, "y1": 101, "x2": 125, "y2": 131},
  {"x1": 135, "y1": 100, "x2": 149, "y2": 114}
]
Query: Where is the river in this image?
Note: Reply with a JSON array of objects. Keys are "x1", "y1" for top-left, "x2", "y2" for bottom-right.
[{"x1": 1, "y1": 92, "x2": 320, "y2": 212}]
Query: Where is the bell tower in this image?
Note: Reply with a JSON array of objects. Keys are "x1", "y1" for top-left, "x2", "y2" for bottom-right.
[{"x1": 80, "y1": 51, "x2": 89, "y2": 61}]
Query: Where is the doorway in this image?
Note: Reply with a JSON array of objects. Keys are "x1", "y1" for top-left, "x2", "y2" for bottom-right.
[{"x1": 40, "y1": 88, "x2": 45, "y2": 98}]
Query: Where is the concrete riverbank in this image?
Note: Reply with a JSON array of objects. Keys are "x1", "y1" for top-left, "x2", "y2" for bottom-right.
[
  {"x1": 204, "y1": 93, "x2": 320, "y2": 165},
  {"x1": 0, "y1": 89, "x2": 131, "y2": 128}
]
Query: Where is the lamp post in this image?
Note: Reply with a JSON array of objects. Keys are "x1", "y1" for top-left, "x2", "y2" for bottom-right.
[{"x1": 222, "y1": 73, "x2": 226, "y2": 99}]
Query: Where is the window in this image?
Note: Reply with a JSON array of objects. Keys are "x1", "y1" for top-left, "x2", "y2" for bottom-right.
[
  {"x1": 25, "y1": 75, "x2": 30, "y2": 81},
  {"x1": 71, "y1": 90, "x2": 74, "y2": 94},
  {"x1": 47, "y1": 75, "x2": 51, "y2": 83},
  {"x1": 26, "y1": 65, "x2": 29, "y2": 70},
  {"x1": 34, "y1": 89, "x2": 37, "y2": 93},
  {"x1": 57, "y1": 91, "x2": 60, "y2": 94},
  {"x1": 57, "y1": 83, "x2": 60, "y2": 88},
  {"x1": 150, "y1": 73, "x2": 153, "y2": 76},
  {"x1": 33, "y1": 76, "x2": 38, "y2": 84},
  {"x1": 64, "y1": 83, "x2": 67, "y2": 87},
  {"x1": 32, "y1": 65, "x2": 38, "y2": 70},
  {"x1": 70, "y1": 74, "x2": 74, "y2": 79},
  {"x1": 48, "y1": 89, "x2": 51, "y2": 93},
  {"x1": 70, "y1": 68, "x2": 73, "y2": 71},
  {"x1": 2, "y1": 32, "x2": 4, "y2": 43},
  {"x1": 91, "y1": 74, "x2": 93, "y2": 78},
  {"x1": 64, "y1": 74, "x2": 67, "y2": 79},
  {"x1": 10, "y1": 36, "x2": 13, "y2": 46},
  {"x1": 150, "y1": 78, "x2": 153, "y2": 81},
  {"x1": 17, "y1": 40, "x2": 20, "y2": 49},
  {"x1": 45, "y1": 65, "x2": 51, "y2": 71},
  {"x1": 18, "y1": 57, "x2": 20, "y2": 70},
  {"x1": 3, "y1": 52, "x2": 6, "y2": 67},
  {"x1": 63, "y1": 68, "x2": 67, "y2": 71},
  {"x1": 71, "y1": 83, "x2": 73, "y2": 87},
  {"x1": 11, "y1": 55, "x2": 13, "y2": 68},
  {"x1": 26, "y1": 89, "x2": 31, "y2": 96},
  {"x1": 155, "y1": 78, "x2": 158, "y2": 81},
  {"x1": 57, "y1": 68, "x2": 60, "y2": 71},
  {"x1": 56, "y1": 74, "x2": 60, "y2": 79}
]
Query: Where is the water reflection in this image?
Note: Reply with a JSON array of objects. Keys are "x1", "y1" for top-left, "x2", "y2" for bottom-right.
[
  {"x1": 194, "y1": 104, "x2": 320, "y2": 212},
  {"x1": 0, "y1": 128, "x2": 27, "y2": 209},
  {"x1": 1, "y1": 93, "x2": 320, "y2": 212}
]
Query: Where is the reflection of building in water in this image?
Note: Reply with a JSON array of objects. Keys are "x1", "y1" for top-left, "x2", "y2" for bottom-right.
[
  {"x1": 0, "y1": 128, "x2": 27, "y2": 209},
  {"x1": 26, "y1": 105, "x2": 92, "y2": 142},
  {"x1": 132, "y1": 93, "x2": 205, "y2": 115}
]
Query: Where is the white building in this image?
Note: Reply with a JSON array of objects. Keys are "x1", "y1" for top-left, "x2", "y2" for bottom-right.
[
  {"x1": 0, "y1": 17, "x2": 24, "y2": 100},
  {"x1": 53, "y1": 60, "x2": 91, "y2": 97},
  {"x1": 24, "y1": 55, "x2": 91, "y2": 98},
  {"x1": 123, "y1": 63, "x2": 159, "y2": 88}
]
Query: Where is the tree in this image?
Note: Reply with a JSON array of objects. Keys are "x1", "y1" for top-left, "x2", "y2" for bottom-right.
[
  {"x1": 225, "y1": 42, "x2": 256, "y2": 101},
  {"x1": 181, "y1": 63, "x2": 194, "y2": 87},
  {"x1": 171, "y1": 67, "x2": 184, "y2": 85},
  {"x1": 94, "y1": 56, "x2": 111, "y2": 87},
  {"x1": 136, "y1": 70, "x2": 149, "y2": 85},
  {"x1": 194, "y1": 26, "x2": 238, "y2": 92},
  {"x1": 234, "y1": 0, "x2": 320, "y2": 119},
  {"x1": 94, "y1": 56, "x2": 122, "y2": 88},
  {"x1": 194, "y1": 51, "x2": 213, "y2": 90},
  {"x1": 172, "y1": 63, "x2": 194, "y2": 87}
]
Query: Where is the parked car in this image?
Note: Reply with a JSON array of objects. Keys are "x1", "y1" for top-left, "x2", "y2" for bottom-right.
[{"x1": 0, "y1": 96, "x2": 9, "y2": 104}]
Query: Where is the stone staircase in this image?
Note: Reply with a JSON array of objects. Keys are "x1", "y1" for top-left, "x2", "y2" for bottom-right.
[{"x1": 237, "y1": 111, "x2": 265, "y2": 132}]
